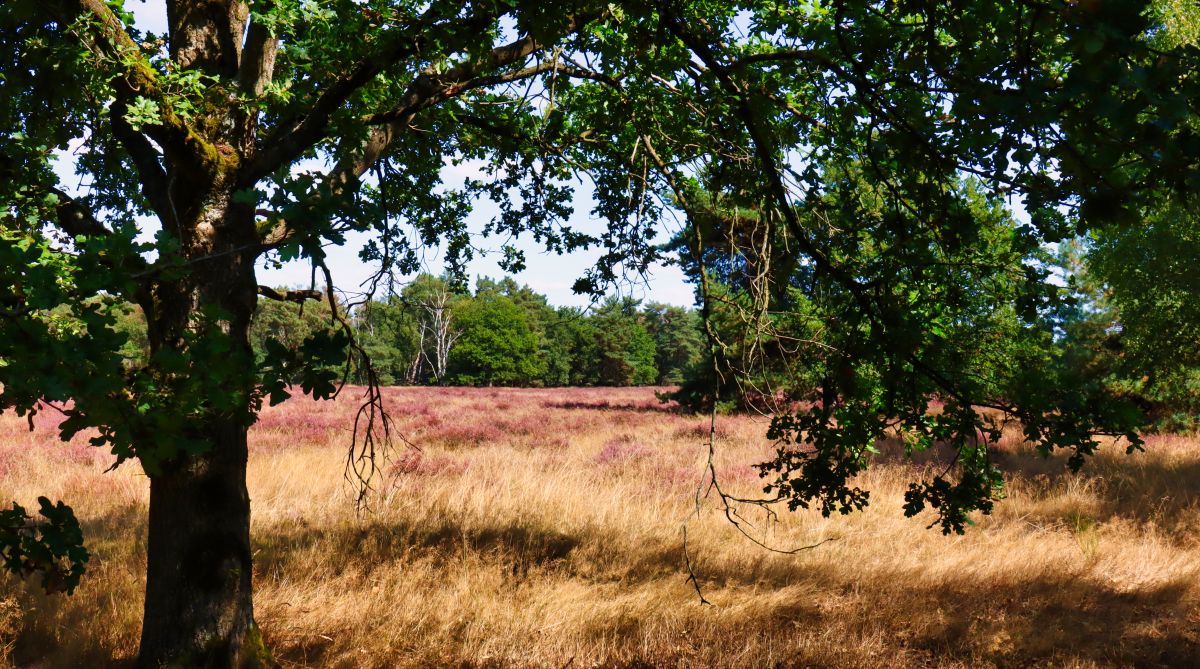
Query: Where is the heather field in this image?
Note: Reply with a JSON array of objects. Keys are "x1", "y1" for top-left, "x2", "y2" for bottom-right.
[{"x1": 2, "y1": 386, "x2": 1200, "y2": 668}]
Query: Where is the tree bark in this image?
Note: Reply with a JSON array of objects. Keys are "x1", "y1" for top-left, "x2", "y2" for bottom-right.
[
  {"x1": 136, "y1": 195, "x2": 274, "y2": 668},
  {"x1": 138, "y1": 419, "x2": 272, "y2": 669}
]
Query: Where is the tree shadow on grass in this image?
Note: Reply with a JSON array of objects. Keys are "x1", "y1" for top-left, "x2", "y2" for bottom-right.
[
  {"x1": 6, "y1": 502, "x2": 146, "y2": 668},
  {"x1": 11, "y1": 455, "x2": 1200, "y2": 668},
  {"x1": 871, "y1": 435, "x2": 1200, "y2": 541},
  {"x1": 612, "y1": 561, "x2": 1199, "y2": 668},
  {"x1": 543, "y1": 399, "x2": 679, "y2": 414},
  {"x1": 446, "y1": 569, "x2": 1198, "y2": 669},
  {"x1": 252, "y1": 505, "x2": 1200, "y2": 668},
  {"x1": 251, "y1": 516, "x2": 583, "y2": 667},
  {"x1": 252, "y1": 516, "x2": 580, "y2": 579},
  {"x1": 854, "y1": 572, "x2": 1198, "y2": 669}
]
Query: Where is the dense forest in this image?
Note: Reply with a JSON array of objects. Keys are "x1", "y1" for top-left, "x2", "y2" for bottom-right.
[{"x1": 110, "y1": 275, "x2": 708, "y2": 389}]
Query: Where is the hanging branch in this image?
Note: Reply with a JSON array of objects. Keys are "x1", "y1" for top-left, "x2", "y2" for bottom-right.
[
  {"x1": 639, "y1": 134, "x2": 832, "y2": 602},
  {"x1": 311, "y1": 262, "x2": 409, "y2": 509}
]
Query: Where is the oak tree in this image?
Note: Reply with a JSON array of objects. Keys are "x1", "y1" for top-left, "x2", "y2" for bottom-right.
[
  {"x1": 448, "y1": 289, "x2": 544, "y2": 385},
  {"x1": 3, "y1": 0, "x2": 1199, "y2": 666}
]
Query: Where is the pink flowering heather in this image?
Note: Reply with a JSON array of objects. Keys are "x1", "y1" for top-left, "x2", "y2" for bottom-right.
[
  {"x1": 674, "y1": 420, "x2": 731, "y2": 441},
  {"x1": 389, "y1": 450, "x2": 467, "y2": 477},
  {"x1": 594, "y1": 436, "x2": 655, "y2": 466},
  {"x1": 426, "y1": 422, "x2": 505, "y2": 449}
]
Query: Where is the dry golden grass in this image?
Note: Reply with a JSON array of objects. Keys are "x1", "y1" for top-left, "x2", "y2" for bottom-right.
[{"x1": 2, "y1": 387, "x2": 1200, "y2": 668}]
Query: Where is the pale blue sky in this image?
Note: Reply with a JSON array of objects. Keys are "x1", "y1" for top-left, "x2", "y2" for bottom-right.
[{"x1": 89, "y1": 1, "x2": 695, "y2": 308}]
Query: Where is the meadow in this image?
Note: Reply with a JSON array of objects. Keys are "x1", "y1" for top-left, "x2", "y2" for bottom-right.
[{"x1": 2, "y1": 386, "x2": 1199, "y2": 668}]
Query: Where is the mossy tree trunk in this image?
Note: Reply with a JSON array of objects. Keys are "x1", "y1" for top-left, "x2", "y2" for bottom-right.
[{"x1": 135, "y1": 192, "x2": 274, "y2": 668}]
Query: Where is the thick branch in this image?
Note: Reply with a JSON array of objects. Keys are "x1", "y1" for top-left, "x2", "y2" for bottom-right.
[
  {"x1": 252, "y1": 13, "x2": 602, "y2": 253},
  {"x1": 256, "y1": 285, "x2": 322, "y2": 303},
  {"x1": 50, "y1": 187, "x2": 111, "y2": 239},
  {"x1": 165, "y1": 0, "x2": 248, "y2": 75},
  {"x1": 335, "y1": 30, "x2": 544, "y2": 179},
  {"x1": 109, "y1": 99, "x2": 176, "y2": 228},
  {"x1": 51, "y1": 0, "x2": 226, "y2": 180},
  {"x1": 245, "y1": 3, "x2": 487, "y2": 181},
  {"x1": 49, "y1": 187, "x2": 151, "y2": 276},
  {"x1": 365, "y1": 62, "x2": 622, "y2": 126},
  {"x1": 728, "y1": 48, "x2": 833, "y2": 70},
  {"x1": 333, "y1": 12, "x2": 603, "y2": 183},
  {"x1": 237, "y1": 10, "x2": 278, "y2": 97},
  {"x1": 249, "y1": 9, "x2": 604, "y2": 186}
]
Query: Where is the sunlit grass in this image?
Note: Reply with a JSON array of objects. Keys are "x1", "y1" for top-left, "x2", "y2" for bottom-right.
[{"x1": 2, "y1": 387, "x2": 1199, "y2": 668}]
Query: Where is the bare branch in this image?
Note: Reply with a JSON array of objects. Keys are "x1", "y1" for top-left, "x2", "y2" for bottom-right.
[
  {"x1": 309, "y1": 263, "x2": 404, "y2": 509},
  {"x1": 681, "y1": 526, "x2": 712, "y2": 606}
]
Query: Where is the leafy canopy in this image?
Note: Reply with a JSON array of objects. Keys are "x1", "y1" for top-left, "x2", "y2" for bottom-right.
[{"x1": 2, "y1": 0, "x2": 1200, "y2": 592}]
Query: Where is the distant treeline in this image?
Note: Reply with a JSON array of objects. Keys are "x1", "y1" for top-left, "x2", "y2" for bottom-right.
[{"x1": 112, "y1": 274, "x2": 706, "y2": 389}]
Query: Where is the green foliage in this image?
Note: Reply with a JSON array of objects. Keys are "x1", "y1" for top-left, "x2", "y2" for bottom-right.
[
  {"x1": 592, "y1": 298, "x2": 659, "y2": 387},
  {"x1": 449, "y1": 291, "x2": 544, "y2": 386},
  {"x1": 669, "y1": 166, "x2": 1152, "y2": 532},
  {"x1": 250, "y1": 295, "x2": 348, "y2": 400},
  {"x1": 250, "y1": 298, "x2": 339, "y2": 363},
  {"x1": 547, "y1": 307, "x2": 610, "y2": 386},
  {"x1": 100, "y1": 278, "x2": 700, "y2": 390},
  {"x1": 642, "y1": 303, "x2": 705, "y2": 385},
  {"x1": 111, "y1": 302, "x2": 149, "y2": 367},
  {"x1": 0, "y1": 497, "x2": 89, "y2": 594},
  {"x1": 1149, "y1": 0, "x2": 1200, "y2": 48},
  {"x1": 259, "y1": 328, "x2": 351, "y2": 406},
  {"x1": 352, "y1": 297, "x2": 419, "y2": 386},
  {"x1": 1054, "y1": 199, "x2": 1200, "y2": 431},
  {"x1": 5, "y1": 0, "x2": 1200, "y2": 633}
]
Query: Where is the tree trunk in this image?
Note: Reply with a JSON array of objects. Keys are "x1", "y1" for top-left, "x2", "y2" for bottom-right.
[
  {"x1": 138, "y1": 419, "x2": 273, "y2": 669},
  {"x1": 135, "y1": 194, "x2": 274, "y2": 668}
]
